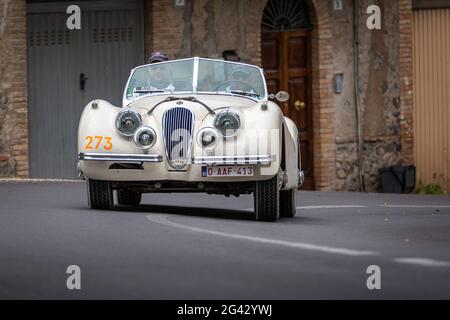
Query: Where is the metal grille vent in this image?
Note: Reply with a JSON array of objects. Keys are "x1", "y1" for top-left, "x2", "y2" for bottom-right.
[
  {"x1": 28, "y1": 30, "x2": 70, "y2": 47},
  {"x1": 93, "y1": 27, "x2": 133, "y2": 43},
  {"x1": 162, "y1": 107, "x2": 194, "y2": 169}
]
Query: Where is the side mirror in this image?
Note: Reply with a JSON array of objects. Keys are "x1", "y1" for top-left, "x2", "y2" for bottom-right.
[{"x1": 275, "y1": 91, "x2": 290, "y2": 102}]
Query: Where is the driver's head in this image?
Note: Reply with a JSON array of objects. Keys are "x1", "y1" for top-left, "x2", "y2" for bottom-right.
[
  {"x1": 148, "y1": 51, "x2": 169, "y2": 64},
  {"x1": 230, "y1": 66, "x2": 251, "y2": 82},
  {"x1": 228, "y1": 65, "x2": 251, "y2": 91}
]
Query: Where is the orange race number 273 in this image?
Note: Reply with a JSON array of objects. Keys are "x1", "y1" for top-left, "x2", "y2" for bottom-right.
[{"x1": 84, "y1": 136, "x2": 112, "y2": 151}]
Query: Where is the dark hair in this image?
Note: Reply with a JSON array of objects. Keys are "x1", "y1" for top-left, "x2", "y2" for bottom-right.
[{"x1": 148, "y1": 51, "x2": 169, "y2": 64}]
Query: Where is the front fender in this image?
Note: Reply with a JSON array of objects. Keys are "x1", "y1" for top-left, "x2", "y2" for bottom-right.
[
  {"x1": 282, "y1": 117, "x2": 300, "y2": 189},
  {"x1": 77, "y1": 100, "x2": 147, "y2": 155}
]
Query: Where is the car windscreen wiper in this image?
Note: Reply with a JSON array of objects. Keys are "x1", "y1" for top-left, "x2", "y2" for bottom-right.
[
  {"x1": 229, "y1": 90, "x2": 260, "y2": 98},
  {"x1": 133, "y1": 89, "x2": 166, "y2": 94}
]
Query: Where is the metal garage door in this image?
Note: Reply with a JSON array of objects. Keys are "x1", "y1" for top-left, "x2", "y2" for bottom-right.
[
  {"x1": 27, "y1": 0, "x2": 143, "y2": 178},
  {"x1": 413, "y1": 9, "x2": 450, "y2": 187}
]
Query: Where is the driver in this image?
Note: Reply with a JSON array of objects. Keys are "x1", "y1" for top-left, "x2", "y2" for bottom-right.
[
  {"x1": 147, "y1": 51, "x2": 175, "y2": 91},
  {"x1": 147, "y1": 64, "x2": 175, "y2": 91},
  {"x1": 226, "y1": 65, "x2": 253, "y2": 92}
]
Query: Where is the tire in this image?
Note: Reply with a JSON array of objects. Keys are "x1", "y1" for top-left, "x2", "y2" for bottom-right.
[
  {"x1": 87, "y1": 179, "x2": 113, "y2": 210},
  {"x1": 280, "y1": 189, "x2": 296, "y2": 218},
  {"x1": 117, "y1": 190, "x2": 142, "y2": 206},
  {"x1": 254, "y1": 174, "x2": 280, "y2": 222}
]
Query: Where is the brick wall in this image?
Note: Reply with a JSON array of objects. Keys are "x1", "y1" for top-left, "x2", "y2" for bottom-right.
[
  {"x1": 399, "y1": 0, "x2": 414, "y2": 165},
  {"x1": 149, "y1": 0, "x2": 184, "y2": 60},
  {"x1": 308, "y1": 0, "x2": 336, "y2": 191},
  {"x1": 0, "y1": 0, "x2": 28, "y2": 178},
  {"x1": 144, "y1": 0, "x2": 152, "y2": 61}
]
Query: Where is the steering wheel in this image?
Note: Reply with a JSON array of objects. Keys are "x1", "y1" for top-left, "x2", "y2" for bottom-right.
[{"x1": 214, "y1": 80, "x2": 257, "y2": 93}]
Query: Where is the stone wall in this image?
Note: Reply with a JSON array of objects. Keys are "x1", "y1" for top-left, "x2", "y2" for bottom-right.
[
  {"x1": 0, "y1": 0, "x2": 28, "y2": 178},
  {"x1": 332, "y1": 0, "x2": 409, "y2": 192}
]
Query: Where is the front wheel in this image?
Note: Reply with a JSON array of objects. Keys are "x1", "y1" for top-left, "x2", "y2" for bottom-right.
[
  {"x1": 87, "y1": 179, "x2": 113, "y2": 210},
  {"x1": 117, "y1": 190, "x2": 142, "y2": 206},
  {"x1": 280, "y1": 189, "x2": 296, "y2": 218},
  {"x1": 254, "y1": 175, "x2": 280, "y2": 222}
]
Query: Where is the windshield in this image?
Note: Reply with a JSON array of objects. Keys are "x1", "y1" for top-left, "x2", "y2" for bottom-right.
[
  {"x1": 124, "y1": 58, "x2": 266, "y2": 103},
  {"x1": 197, "y1": 59, "x2": 265, "y2": 99},
  {"x1": 125, "y1": 59, "x2": 194, "y2": 99}
]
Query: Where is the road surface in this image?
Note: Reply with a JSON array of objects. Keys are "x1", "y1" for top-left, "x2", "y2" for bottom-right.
[{"x1": 0, "y1": 181, "x2": 449, "y2": 299}]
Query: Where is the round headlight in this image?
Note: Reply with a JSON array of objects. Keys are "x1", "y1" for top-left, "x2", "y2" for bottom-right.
[
  {"x1": 213, "y1": 110, "x2": 240, "y2": 137},
  {"x1": 197, "y1": 128, "x2": 218, "y2": 149},
  {"x1": 134, "y1": 126, "x2": 156, "y2": 149},
  {"x1": 115, "y1": 109, "x2": 142, "y2": 137}
]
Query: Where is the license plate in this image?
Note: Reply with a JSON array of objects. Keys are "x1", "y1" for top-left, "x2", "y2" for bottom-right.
[{"x1": 201, "y1": 166, "x2": 254, "y2": 177}]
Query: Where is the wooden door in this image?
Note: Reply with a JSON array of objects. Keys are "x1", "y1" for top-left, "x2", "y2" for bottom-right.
[{"x1": 262, "y1": 30, "x2": 314, "y2": 190}]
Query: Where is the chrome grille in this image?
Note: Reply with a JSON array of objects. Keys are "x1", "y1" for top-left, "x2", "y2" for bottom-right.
[{"x1": 162, "y1": 107, "x2": 194, "y2": 169}]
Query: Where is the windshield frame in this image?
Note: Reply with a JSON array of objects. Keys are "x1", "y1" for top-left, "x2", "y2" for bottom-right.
[{"x1": 122, "y1": 57, "x2": 268, "y2": 106}]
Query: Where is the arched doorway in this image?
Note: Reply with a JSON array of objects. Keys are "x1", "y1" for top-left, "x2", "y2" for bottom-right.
[{"x1": 261, "y1": 0, "x2": 314, "y2": 189}]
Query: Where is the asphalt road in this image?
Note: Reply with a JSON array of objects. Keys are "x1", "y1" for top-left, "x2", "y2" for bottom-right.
[{"x1": 0, "y1": 181, "x2": 450, "y2": 299}]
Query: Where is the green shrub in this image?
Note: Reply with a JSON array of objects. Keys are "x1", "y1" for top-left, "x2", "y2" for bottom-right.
[{"x1": 416, "y1": 175, "x2": 450, "y2": 195}]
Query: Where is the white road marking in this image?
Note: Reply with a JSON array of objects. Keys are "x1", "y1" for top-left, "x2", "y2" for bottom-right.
[
  {"x1": 394, "y1": 258, "x2": 450, "y2": 268},
  {"x1": 381, "y1": 205, "x2": 450, "y2": 209},
  {"x1": 244, "y1": 205, "x2": 367, "y2": 211},
  {"x1": 297, "y1": 205, "x2": 367, "y2": 210},
  {"x1": 0, "y1": 178, "x2": 82, "y2": 183},
  {"x1": 146, "y1": 214, "x2": 379, "y2": 257},
  {"x1": 244, "y1": 204, "x2": 450, "y2": 211}
]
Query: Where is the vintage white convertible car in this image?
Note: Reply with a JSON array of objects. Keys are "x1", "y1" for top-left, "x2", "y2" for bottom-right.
[{"x1": 78, "y1": 57, "x2": 304, "y2": 221}]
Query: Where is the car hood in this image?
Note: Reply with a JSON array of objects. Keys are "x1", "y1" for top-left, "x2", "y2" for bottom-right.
[{"x1": 127, "y1": 93, "x2": 259, "y2": 113}]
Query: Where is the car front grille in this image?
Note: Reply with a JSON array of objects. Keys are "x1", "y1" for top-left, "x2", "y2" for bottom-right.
[{"x1": 162, "y1": 107, "x2": 194, "y2": 169}]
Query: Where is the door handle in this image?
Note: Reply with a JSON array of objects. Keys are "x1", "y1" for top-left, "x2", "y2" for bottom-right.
[
  {"x1": 80, "y1": 73, "x2": 88, "y2": 90},
  {"x1": 294, "y1": 101, "x2": 305, "y2": 111}
]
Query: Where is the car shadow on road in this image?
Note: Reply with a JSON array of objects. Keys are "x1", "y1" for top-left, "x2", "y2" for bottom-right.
[
  {"x1": 114, "y1": 204, "x2": 255, "y2": 221},
  {"x1": 110, "y1": 204, "x2": 323, "y2": 224}
]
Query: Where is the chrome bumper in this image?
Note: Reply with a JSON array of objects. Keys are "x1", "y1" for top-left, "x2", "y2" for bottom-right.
[
  {"x1": 78, "y1": 153, "x2": 273, "y2": 165},
  {"x1": 78, "y1": 153, "x2": 163, "y2": 162},
  {"x1": 192, "y1": 155, "x2": 273, "y2": 165}
]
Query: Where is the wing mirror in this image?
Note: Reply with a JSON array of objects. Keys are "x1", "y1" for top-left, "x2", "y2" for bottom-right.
[{"x1": 269, "y1": 91, "x2": 290, "y2": 102}]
